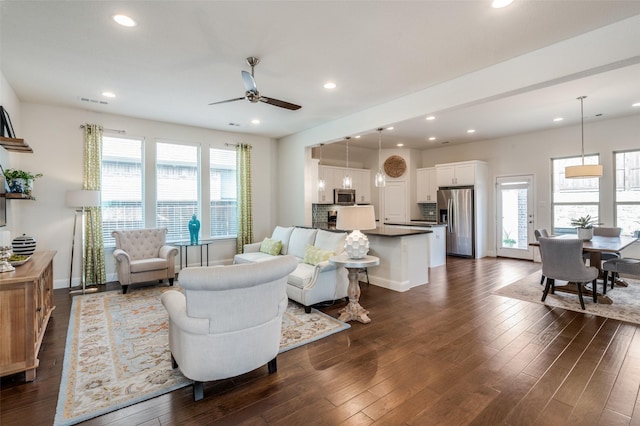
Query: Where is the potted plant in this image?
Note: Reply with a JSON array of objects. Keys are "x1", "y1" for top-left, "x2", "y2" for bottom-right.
[
  {"x1": 570, "y1": 215, "x2": 600, "y2": 241},
  {"x1": 502, "y1": 230, "x2": 516, "y2": 247},
  {"x1": 3, "y1": 169, "x2": 43, "y2": 196}
]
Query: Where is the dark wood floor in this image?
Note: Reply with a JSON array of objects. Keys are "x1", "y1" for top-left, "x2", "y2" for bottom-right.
[{"x1": 3, "y1": 256, "x2": 640, "y2": 425}]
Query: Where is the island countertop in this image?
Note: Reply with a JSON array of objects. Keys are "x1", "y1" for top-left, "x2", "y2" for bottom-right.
[
  {"x1": 364, "y1": 225, "x2": 432, "y2": 237},
  {"x1": 384, "y1": 221, "x2": 447, "y2": 228}
]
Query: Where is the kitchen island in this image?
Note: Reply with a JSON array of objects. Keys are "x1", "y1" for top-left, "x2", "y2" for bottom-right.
[
  {"x1": 362, "y1": 225, "x2": 432, "y2": 292},
  {"x1": 384, "y1": 221, "x2": 447, "y2": 268}
]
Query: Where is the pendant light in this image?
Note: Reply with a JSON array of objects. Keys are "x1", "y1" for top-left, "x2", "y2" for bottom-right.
[
  {"x1": 374, "y1": 127, "x2": 386, "y2": 187},
  {"x1": 317, "y1": 144, "x2": 325, "y2": 191},
  {"x1": 565, "y1": 96, "x2": 603, "y2": 179},
  {"x1": 342, "y1": 137, "x2": 352, "y2": 189}
]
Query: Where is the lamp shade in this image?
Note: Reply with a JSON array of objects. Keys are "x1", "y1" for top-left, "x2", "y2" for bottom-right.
[
  {"x1": 336, "y1": 205, "x2": 376, "y2": 231},
  {"x1": 565, "y1": 164, "x2": 603, "y2": 179},
  {"x1": 66, "y1": 190, "x2": 101, "y2": 208}
]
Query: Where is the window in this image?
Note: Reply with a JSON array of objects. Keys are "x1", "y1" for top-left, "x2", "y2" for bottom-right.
[
  {"x1": 101, "y1": 136, "x2": 144, "y2": 246},
  {"x1": 614, "y1": 150, "x2": 640, "y2": 236},
  {"x1": 210, "y1": 148, "x2": 237, "y2": 238},
  {"x1": 156, "y1": 142, "x2": 199, "y2": 242},
  {"x1": 551, "y1": 155, "x2": 600, "y2": 234}
]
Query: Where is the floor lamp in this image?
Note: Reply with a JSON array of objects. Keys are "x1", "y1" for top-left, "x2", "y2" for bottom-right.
[{"x1": 67, "y1": 189, "x2": 101, "y2": 294}]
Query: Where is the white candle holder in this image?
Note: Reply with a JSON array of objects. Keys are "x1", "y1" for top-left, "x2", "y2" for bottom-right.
[{"x1": 0, "y1": 245, "x2": 15, "y2": 273}]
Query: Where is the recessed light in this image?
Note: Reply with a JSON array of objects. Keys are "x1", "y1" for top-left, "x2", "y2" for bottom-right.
[
  {"x1": 354, "y1": 135, "x2": 361, "y2": 139},
  {"x1": 386, "y1": 126, "x2": 394, "y2": 130},
  {"x1": 397, "y1": 143, "x2": 404, "y2": 147},
  {"x1": 113, "y1": 14, "x2": 137, "y2": 27},
  {"x1": 323, "y1": 82, "x2": 336, "y2": 89},
  {"x1": 492, "y1": 0, "x2": 514, "y2": 8},
  {"x1": 429, "y1": 137, "x2": 436, "y2": 141},
  {"x1": 467, "y1": 129, "x2": 476, "y2": 133},
  {"x1": 553, "y1": 117, "x2": 563, "y2": 122},
  {"x1": 425, "y1": 116, "x2": 435, "y2": 121},
  {"x1": 633, "y1": 102, "x2": 640, "y2": 107},
  {"x1": 251, "y1": 119, "x2": 260, "y2": 125},
  {"x1": 102, "y1": 91, "x2": 116, "y2": 98}
]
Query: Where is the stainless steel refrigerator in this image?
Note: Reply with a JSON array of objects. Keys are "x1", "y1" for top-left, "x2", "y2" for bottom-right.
[{"x1": 437, "y1": 187, "x2": 475, "y2": 258}]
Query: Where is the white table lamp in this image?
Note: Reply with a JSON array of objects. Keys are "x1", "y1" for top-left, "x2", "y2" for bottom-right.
[
  {"x1": 67, "y1": 189, "x2": 101, "y2": 293},
  {"x1": 336, "y1": 205, "x2": 377, "y2": 259}
]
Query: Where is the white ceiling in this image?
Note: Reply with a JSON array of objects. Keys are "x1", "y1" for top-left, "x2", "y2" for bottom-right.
[{"x1": 2, "y1": 1, "x2": 640, "y2": 150}]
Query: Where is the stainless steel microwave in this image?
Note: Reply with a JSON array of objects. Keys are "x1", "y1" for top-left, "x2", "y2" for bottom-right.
[{"x1": 334, "y1": 188, "x2": 356, "y2": 205}]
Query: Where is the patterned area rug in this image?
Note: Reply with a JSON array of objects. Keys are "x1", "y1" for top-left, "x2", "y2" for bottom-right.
[
  {"x1": 54, "y1": 286, "x2": 349, "y2": 426},
  {"x1": 494, "y1": 272, "x2": 640, "y2": 325}
]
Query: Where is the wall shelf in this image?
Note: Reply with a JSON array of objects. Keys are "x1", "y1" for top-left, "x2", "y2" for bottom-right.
[
  {"x1": 0, "y1": 137, "x2": 33, "y2": 153},
  {"x1": 1, "y1": 193, "x2": 34, "y2": 200}
]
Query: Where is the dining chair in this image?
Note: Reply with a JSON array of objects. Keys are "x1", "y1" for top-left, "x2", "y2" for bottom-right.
[
  {"x1": 539, "y1": 237, "x2": 599, "y2": 310},
  {"x1": 601, "y1": 230, "x2": 640, "y2": 294},
  {"x1": 534, "y1": 229, "x2": 549, "y2": 285},
  {"x1": 602, "y1": 258, "x2": 640, "y2": 295}
]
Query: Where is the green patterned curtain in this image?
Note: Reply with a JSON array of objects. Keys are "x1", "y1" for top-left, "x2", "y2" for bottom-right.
[
  {"x1": 236, "y1": 143, "x2": 253, "y2": 253},
  {"x1": 83, "y1": 124, "x2": 106, "y2": 285}
]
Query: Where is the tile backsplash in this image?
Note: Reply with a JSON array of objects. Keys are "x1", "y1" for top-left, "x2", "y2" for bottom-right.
[{"x1": 418, "y1": 203, "x2": 438, "y2": 221}]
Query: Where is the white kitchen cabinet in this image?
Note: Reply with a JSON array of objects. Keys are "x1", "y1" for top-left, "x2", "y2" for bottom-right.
[
  {"x1": 435, "y1": 161, "x2": 483, "y2": 187},
  {"x1": 416, "y1": 167, "x2": 437, "y2": 202},
  {"x1": 317, "y1": 165, "x2": 370, "y2": 204},
  {"x1": 317, "y1": 165, "x2": 333, "y2": 203},
  {"x1": 351, "y1": 169, "x2": 371, "y2": 204}
]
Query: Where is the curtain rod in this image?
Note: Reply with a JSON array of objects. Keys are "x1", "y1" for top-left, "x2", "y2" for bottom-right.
[
  {"x1": 79, "y1": 125, "x2": 125, "y2": 134},
  {"x1": 225, "y1": 142, "x2": 252, "y2": 148}
]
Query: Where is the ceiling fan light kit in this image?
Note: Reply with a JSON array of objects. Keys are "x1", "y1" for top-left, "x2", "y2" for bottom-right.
[
  {"x1": 209, "y1": 57, "x2": 302, "y2": 111},
  {"x1": 565, "y1": 96, "x2": 603, "y2": 179}
]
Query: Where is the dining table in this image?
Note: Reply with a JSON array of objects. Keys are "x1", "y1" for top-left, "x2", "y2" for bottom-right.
[{"x1": 531, "y1": 233, "x2": 638, "y2": 304}]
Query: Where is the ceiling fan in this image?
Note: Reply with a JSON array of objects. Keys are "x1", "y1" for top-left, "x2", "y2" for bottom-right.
[{"x1": 208, "y1": 57, "x2": 302, "y2": 110}]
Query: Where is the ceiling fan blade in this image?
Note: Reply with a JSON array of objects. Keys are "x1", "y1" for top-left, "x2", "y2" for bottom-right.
[
  {"x1": 241, "y1": 70, "x2": 257, "y2": 93},
  {"x1": 259, "y1": 96, "x2": 302, "y2": 110},
  {"x1": 208, "y1": 96, "x2": 245, "y2": 106}
]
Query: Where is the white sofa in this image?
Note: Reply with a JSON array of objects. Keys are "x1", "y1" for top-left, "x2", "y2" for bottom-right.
[{"x1": 233, "y1": 226, "x2": 348, "y2": 313}]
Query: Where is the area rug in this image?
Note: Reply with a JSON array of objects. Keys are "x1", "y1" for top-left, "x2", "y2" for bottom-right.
[
  {"x1": 493, "y1": 272, "x2": 640, "y2": 325},
  {"x1": 54, "y1": 286, "x2": 350, "y2": 426}
]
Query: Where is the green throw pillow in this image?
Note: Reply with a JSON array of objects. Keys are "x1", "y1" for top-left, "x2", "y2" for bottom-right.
[
  {"x1": 304, "y1": 244, "x2": 333, "y2": 265},
  {"x1": 260, "y1": 237, "x2": 282, "y2": 256}
]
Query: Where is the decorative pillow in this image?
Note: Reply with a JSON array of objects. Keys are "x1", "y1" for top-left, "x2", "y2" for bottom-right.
[
  {"x1": 260, "y1": 238, "x2": 282, "y2": 256},
  {"x1": 304, "y1": 244, "x2": 333, "y2": 265}
]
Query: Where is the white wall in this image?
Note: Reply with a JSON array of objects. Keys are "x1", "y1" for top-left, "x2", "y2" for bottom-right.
[
  {"x1": 0, "y1": 72, "x2": 22, "y2": 226},
  {"x1": 16, "y1": 102, "x2": 277, "y2": 289}
]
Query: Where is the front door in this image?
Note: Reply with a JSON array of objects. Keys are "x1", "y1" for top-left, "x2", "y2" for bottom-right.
[{"x1": 496, "y1": 175, "x2": 534, "y2": 260}]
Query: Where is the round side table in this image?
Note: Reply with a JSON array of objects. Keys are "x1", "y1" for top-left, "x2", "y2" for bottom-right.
[{"x1": 329, "y1": 254, "x2": 379, "y2": 323}]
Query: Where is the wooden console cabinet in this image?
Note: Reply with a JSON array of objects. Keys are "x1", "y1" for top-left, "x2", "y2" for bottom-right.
[{"x1": 0, "y1": 250, "x2": 56, "y2": 381}]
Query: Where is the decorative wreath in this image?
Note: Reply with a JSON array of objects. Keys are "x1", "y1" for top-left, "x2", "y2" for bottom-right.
[{"x1": 383, "y1": 155, "x2": 407, "y2": 178}]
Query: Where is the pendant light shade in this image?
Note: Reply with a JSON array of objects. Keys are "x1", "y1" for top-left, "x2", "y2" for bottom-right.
[
  {"x1": 374, "y1": 128, "x2": 386, "y2": 187},
  {"x1": 343, "y1": 137, "x2": 352, "y2": 189},
  {"x1": 317, "y1": 144, "x2": 325, "y2": 191},
  {"x1": 565, "y1": 96, "x2": 603, "y2": 179}
]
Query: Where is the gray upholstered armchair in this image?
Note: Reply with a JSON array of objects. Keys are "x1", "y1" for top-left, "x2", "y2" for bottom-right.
[
  {"x1": 161, "y1": 255, "x2": 298, "y2": 401},
  {"x1": 112, "y1": 228, "x2": 178, "y2": 294}
]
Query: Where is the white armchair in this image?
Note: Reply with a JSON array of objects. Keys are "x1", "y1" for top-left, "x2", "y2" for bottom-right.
[
  {"x1": 161, "y1": 255, "x2": 298, "y2": 401},
  {"x1": 112, "y1": 228, "x2": 178, "y2": 294}
]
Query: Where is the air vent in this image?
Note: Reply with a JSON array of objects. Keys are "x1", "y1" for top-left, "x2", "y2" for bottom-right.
[
  {"x1": 440, "y1": 141, "x2": 450, "y2": 145},
  {"x1": 79, "y1": 97, "x2": 108, "y2": 105}
]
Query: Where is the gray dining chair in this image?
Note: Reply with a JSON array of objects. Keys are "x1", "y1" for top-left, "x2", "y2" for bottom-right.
[
  {"x1": 534, "y1": 229, "x2": 549, "y2": 285},
  {"x1": 602, "y1": 258, "x2": 640, "y2": 295},
  {"x1": 584, "y1": 227, "x2": 622, "y2": 264},
  {"x1": 601, "y1": 230, "x2": 640, "y2": 294},
  {"x1": 539, "y1": 237, "x2": 599, "y2": 310}
]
